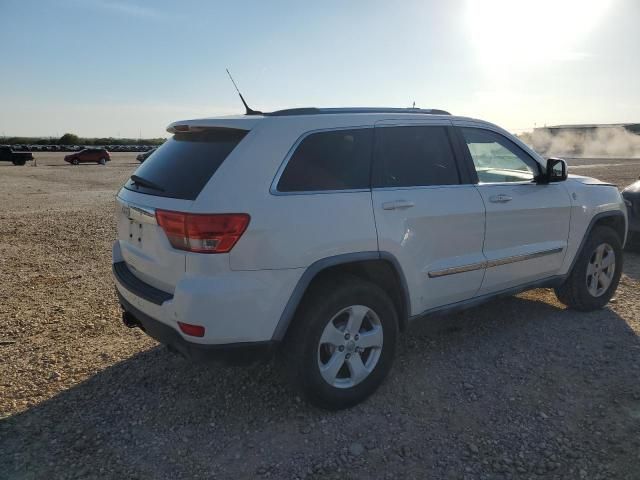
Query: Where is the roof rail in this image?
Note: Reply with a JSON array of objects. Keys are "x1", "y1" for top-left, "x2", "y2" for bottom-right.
[{"x1": 264, "y1": 107, "x2": 451, "y2": 117}]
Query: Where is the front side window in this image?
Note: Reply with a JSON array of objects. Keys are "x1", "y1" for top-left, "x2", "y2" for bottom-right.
[
  {"x1": 461, "y1": 128, "x2": 539, "y2": 183},
  {"x1": 277, "y1": 128, "x2": 373, "y2": 192},
  {"x1": 373, "y1": 126, "x2": 460, "y2": 188}
]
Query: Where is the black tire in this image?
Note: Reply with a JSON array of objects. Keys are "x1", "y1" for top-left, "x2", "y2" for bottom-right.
[
  {"x1": 12, "y1": 160, "x2": 26, "y2": 166},
  {"x1": 281, "y1": 275, "x2": 398, "y2": 410},
  {"x1": 555, "y1": 226, "x2": 623, "y2": 311},
  {"x1": 72, "y1": 158, "x2": 79, "y2": 165},
  {"x1": 99, "y1": 158, "x2": 106, "y2": 165}
]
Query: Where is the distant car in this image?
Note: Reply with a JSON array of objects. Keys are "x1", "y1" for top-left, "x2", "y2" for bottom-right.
[
  {"x1": 0, "y1": 145, "x2": 34, "y2": 165},
  {"x1": 622, "y1": 177, "x2": 640, "y2": 250},
  {"x1": 64, "y1": 148, "x2": 111, "y2": 165},
  {"x1": 136, "y1": 146, "x2": 157, "y2": 163}
]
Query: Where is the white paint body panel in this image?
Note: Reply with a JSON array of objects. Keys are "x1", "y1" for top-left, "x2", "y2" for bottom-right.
[
  {"x1": 115, "y1": 189, "x2": 191, "y2": 293},
  {"x1": 559, "y1": 176, "x2": 628, "y2": 274},
  {"x1": 475, "y1": 182, "x2": 572, "y2": 294},
  {"x1": 373, "y1": 185, "x2": 486, "y2": 313},
  {"x1": 194, "y1": 116, "x2": 380, "y2": 270},
  {"x1": 113, "y1": 240, "x2": 303, "y2": 344}
]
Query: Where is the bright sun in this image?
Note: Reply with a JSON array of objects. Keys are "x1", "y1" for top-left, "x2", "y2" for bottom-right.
[{"x1": 466, "y1": 0, "x2": 612, "y2": 70}]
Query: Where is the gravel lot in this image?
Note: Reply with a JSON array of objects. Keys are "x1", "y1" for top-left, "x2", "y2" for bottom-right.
[{"x1": 1, "y1": 153, "x2": 639, "y2": 479}]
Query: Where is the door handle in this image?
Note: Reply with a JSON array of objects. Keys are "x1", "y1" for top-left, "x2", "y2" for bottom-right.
[
  {"x1": 382, "y1": 200, "x2": 415, "y2": 210},
  {"x1": 489, "y1": 194, "x2": 513, "y2": 203}
]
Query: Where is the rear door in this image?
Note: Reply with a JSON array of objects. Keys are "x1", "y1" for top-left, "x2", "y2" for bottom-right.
[
  {"x1": 455, "y1": 124, "x2": 572, "y2": 294},
  {"x1": 84, "y1": 149, "x2": 96, "y2": 162},
  {"x1": 116, "y1": 128, "x2": 249, "y2": 293},
  {"x1": 371, "y1": 120, "x2": 486, "y2": 314}
]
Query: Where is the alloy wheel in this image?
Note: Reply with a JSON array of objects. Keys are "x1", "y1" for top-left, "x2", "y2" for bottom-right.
[
  {"x1": 317, "y1": 305, "x2": 383, "y2": 388},
  {"x1": 586, "y1": 242, "x2": 616, "y2": 297}
]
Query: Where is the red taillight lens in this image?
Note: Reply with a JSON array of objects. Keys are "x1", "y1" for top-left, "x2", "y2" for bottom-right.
[
  {"x1": 177, "y1": 321, "x2": 205, "y2": 337},
  {"x1": 155, "y1": 210, "x2": 250, "y2": 254}
]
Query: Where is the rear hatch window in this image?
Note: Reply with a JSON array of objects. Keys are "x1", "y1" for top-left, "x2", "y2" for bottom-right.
[{"x1": 124, "y1": 128, "x2": 248, "y2": 200}]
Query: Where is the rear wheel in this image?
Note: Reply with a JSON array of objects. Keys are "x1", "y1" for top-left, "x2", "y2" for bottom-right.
[
  {"x1": 12, "y1": 159, "x2": 26, "y2": 166},
  {"x1": 555, "y1": 226, "x2": 623, "y2": 311},
  {"x1": 281, "y1": 275, "x2": 398, "y2": 409},
  {"x1": 98, "y1": 158, "x2": 106, "y2": 165}
]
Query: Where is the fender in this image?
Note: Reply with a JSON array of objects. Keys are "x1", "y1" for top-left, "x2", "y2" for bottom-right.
[
  {"x1": 271, "y1": 251, "x2": 411, "y2": 341},
  {"x1": 566, "y1": 210, "x2": 627, "y2": 274}
]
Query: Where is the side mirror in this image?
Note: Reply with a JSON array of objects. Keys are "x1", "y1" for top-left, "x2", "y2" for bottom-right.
[{"x1": 543, "y1": 157, "x2": 567, "y2": 183}]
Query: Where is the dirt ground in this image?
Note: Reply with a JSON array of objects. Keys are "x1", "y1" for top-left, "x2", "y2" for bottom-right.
[{"x1": 1, "y1": 153, "x2": 639, "y2": 479}]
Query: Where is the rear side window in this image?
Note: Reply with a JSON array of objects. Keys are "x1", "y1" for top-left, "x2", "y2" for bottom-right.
[
  {"x1": 277, "y1": 128, "x2": 373, "y2": 192},
  {"x1": 124, "y1": 129, "x2": 247, "y2": 200},
  {"x1": 373, "y1": 126, "x2": 460, "y2": 187}
]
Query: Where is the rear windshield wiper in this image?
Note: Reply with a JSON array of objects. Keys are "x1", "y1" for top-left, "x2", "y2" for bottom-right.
[{"x1": 130, "y1": 174, "x2": 165, "y2": 192}]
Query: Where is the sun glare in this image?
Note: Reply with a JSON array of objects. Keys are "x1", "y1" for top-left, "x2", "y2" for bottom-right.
[{"x1": 466, "y1": 0, "x2": 612, "y2": 70}]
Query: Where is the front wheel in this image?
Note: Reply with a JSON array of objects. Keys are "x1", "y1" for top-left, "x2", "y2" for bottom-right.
[
  {"x1": 72, "y1": 158, "x2": 79, "y2": 165},
  {"x1": 281, "y1": 276, "x2": 398, "y2": 409},
  {"x1": 555, "y1": 226, "x2": 623, "y2": 311}
]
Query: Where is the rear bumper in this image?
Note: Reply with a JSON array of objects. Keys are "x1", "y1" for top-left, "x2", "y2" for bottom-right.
[
  {"x1": 112, "y1": 239, "x2": 303, "y2": 344},
  {"x1": 113, "y1": 261, "x2": 172, "y2": 305},
  {"x1": 117, "y1": 291, "x2": 276, "y2": 364}
]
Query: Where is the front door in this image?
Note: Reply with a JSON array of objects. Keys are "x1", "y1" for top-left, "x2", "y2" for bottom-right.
[
  {"x1": 456, "y1": 125, "x2": 572, "y2": 295},
  {"x1": 371, "y1": 121, "x2": 486, "y2": 314}
]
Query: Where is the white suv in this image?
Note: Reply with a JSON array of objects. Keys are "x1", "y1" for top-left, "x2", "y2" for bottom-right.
[{"x1": 113, "y1": 107, "x2": 627, "y2": 409}]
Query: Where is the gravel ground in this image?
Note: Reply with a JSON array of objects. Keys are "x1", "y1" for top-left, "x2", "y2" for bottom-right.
[{"x1": 1, "y1": 153, "x2": 639, "y2": 479}]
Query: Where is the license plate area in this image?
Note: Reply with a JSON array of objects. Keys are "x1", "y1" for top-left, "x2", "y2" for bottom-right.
[
  {"x1": 128, "y1": 219, "x2": 144, "y2": 245},
  {"x1": 119, "y1": 201, "x2": 157, "y2": 246},
  {"x1": 116, "y1": 197, "x2": 185, "y2": 292}
]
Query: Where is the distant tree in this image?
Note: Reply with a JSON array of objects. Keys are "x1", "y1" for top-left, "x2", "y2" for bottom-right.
[{"x1": 59, "y1": 133, "x2": 79, "y2": 145}]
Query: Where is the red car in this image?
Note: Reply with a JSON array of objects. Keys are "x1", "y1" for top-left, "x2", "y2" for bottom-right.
[{"x1": 64, "y1": 148, "x2": 111, "y2": 165}]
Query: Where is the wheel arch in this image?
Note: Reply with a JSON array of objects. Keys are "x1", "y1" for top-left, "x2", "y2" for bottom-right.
[
  {"x1": 568, "y1": 210, "x2": 627, "y2": 274},
  {"x1": 592, "y1": 211, "x2": 627, "y2": 245},
  {"x1": 272, "y1": 252, "x2": 411, "y2": 341}
]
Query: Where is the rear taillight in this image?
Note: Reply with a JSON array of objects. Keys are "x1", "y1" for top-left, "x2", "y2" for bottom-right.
[{"x1": 155, "y1": 210, "x2": 250, "y2": 254}]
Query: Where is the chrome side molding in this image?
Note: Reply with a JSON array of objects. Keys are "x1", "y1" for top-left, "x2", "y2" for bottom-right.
[
  {"x1": 485, "y1": 247, "x2": 564, "y2": 268},
  {"x1": 428, "y1": 247, "x2": 563, "y2": 278},
  {"x1": 428, "y1": 261, "x2": 487, "y2": 278}
]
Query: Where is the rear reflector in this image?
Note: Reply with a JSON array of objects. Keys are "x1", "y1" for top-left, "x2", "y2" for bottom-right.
[
  {"x1": 155, "y1": 210, "x2": 250, "y2": 253},
  {"x1": 177, "y1": 321, "x2": 205, "y2": 337}
]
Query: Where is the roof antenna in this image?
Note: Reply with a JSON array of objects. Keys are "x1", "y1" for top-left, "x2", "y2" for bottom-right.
[{"x1": 226, "y1": 68, "x2": 262, "y2": 116}]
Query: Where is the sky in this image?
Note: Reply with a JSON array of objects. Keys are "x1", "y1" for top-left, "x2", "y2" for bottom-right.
[{"x1": 1, "y1": 0, "x2": 639, "y2": 138}]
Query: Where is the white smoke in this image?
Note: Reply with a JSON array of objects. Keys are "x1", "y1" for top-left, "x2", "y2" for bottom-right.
[{"x1": 518, "y1": 126, "x2": 640, "y2": 158}]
